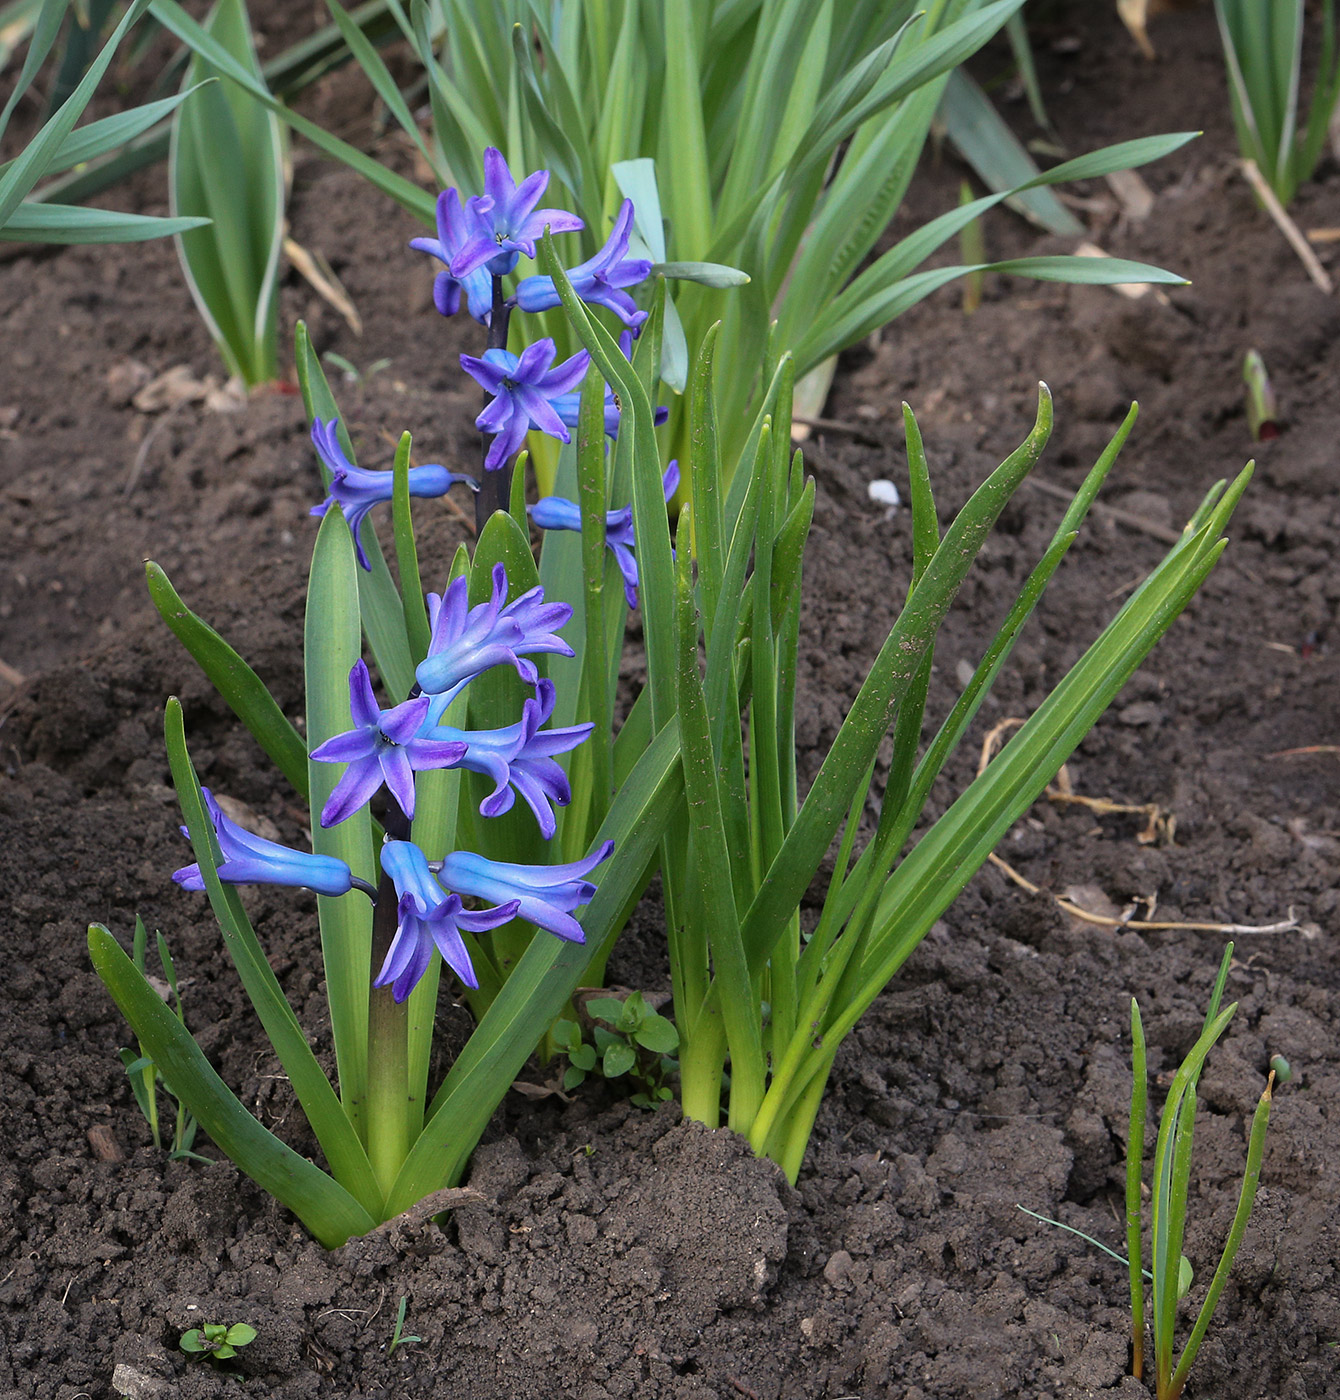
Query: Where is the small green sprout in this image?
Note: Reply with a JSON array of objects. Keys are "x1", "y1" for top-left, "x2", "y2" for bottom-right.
[
  {"x1": 117, "y1": 917, "x2": 204, "y2": 1161},
  {"x1": 1269, "y1": 1053, "x2": 1293, "y2": 1084},
  {"x1": 554, "y1": 991, "x2": 679, "y2": 1108},
  {"x1": 1242, "y1": 349, "x2": 1279, "y2": 441},
  {"x1": 322, "y1": 351, "x2": 392, "y2": 386},
  {"x1": 1127, "y1": 942, "x2": 1275, "y2": 1400},
  {"x1": 387, "y1": 1296, "x2": 421, "y2": 1355},
  {"x1": 179, "y1": 1321, "x2": 257, "y2": 1362}
]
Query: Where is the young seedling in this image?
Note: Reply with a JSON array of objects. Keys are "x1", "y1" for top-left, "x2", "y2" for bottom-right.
[
  {"x1": 117, "y1": 917, "x2": 203, "y2": 1161},
  {"x1": 1242, "y1": 349, "x2": 1279, "y2": 441},
  {"x1": 554, "y1": 991, "x2": 679, "y2": 1108},
  {"x1": 387, "y1": 1296, "x2": 421, "y2": 1356},
  {"x1": 1127, "y1": 943, "x2": 1276, "y2": 1399},
  {"x1": 179, "y1": 1321, "x2": 257, "y2": 1363}
]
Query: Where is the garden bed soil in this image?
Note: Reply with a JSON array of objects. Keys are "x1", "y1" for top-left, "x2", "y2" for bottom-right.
[{"x1": 3, "y1": 6, "x2": 1339, "y2": 1398}]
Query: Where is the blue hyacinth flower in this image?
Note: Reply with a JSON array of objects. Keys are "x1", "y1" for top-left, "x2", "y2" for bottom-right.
[
  {"x1": 461, "y1": 340, "x2": 591, "y2": 471},
  {"x1": 529, "y1": 461, "x2": 680, "y2": 608},
  {"x1": 438, "y1": 840, "x2": 614, "y2": 944},
  {"x1": 173, "y1": 788, "x2": 356, "y2": 897},
  {"x1": 309, "y1": 660, "x2": 468, "y2": 826},
  {"x1": 513, "y1": 199, "x2": 651, "y2": 328},
  {"x1": 416, "y1": 562, "x2": 575, "y2": 715},
  {"x1": 429, "y1": 678, "x2": 593, "y2": 838},
  {"x1": 450, "y1": 147, "x2": 584, "y2": 279},
  {"x1": 409, "y1": 187, "x2": 496, "y2": 324},
  {"x1": 375, "y1": 841, "x2": 519, "y2": 1001},
  {"x1": 309, "y1": 418, "x2": 473, "y2": 570}
]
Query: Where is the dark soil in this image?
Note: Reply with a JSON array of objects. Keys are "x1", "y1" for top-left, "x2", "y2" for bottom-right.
[{"x1": 3, "y1": 7, "x2": 1339, "y2": 1399}]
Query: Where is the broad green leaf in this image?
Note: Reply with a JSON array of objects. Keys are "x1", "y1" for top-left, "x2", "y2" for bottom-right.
[{"x1": 306, "y1": 508, "x2": 376, "y2": 1142}]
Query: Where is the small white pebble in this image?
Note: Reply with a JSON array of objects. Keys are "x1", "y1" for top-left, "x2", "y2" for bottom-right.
[{"x1": 867, "y1": 478, "x2": 900, "y2": 519}]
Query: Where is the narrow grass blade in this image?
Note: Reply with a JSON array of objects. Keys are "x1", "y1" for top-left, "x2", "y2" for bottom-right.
[
  {"x1": 1128, "y1": 998, "x2": 1148, "y2": 1380},
  {"x1": 390, "y1": 432, "x2": 431, "y2": 665},
  {"x1": 0, "y1": 201, "x2": 209, "y2": 242}
]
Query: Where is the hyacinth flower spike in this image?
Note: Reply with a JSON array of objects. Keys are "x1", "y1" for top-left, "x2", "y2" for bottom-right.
[
  {"x1": 461, "y1": 340, "x2": 591, "y2": 471},
  {"x1": 416, "y1": 562, "x2": 574, "y2": 716},
  {"x1": 513, "y1": 199, "x2": 651, "y2": 328},
  {"x1": 429, "y1": 678, "x2": 594, "y2": 838},
  {"x1": 438, "y1": 840, "x2": 614, "y2": 943},
  {"x1": 309, "y1": 418, "x2": 473, "y2": 570},
  {"x1": 450, "y1": 146, "x2": 584, "y2": 279},
  {"x1": 173, "y1": 787, "x2": 364, "y2": 897},
  {"x1": 375, "y1": 841, "x2": 519, "y2": 1002},
  {"x1": 310, "y1": 660, "x2": 468, "y2": 826},
  {"x1": 530, "y1": 461, "x2": 680, "y2": 608},
  {"x1": 409, "y1": 187, "x2": 496, "y2": 324}
]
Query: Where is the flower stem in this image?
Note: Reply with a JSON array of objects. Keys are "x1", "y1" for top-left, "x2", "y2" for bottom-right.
[
  {"x1": 475, "y1": 276, "x2": 515, "y2": 532},
  {"x1": 366, "y1": 799, "x2": 413, "y2": 1200}
]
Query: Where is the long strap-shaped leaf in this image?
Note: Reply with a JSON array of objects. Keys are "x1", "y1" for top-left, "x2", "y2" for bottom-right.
[
  {"x1": 295, "y1": 321, "x2": 416, "y2": 700},
  {"x1": 735, "y1": 385, "x2": 1054, "y2": 976},
  {"x1": 162, "y1": 697, "x2": 383, "y2": 1220},
  {"x1": 384, "y1": 717, "x2": 683, "y2": 1215},
  {"x1": 150, "y1": 0, "x2": 436, "y2": 225},
  {"x1": 89, "y1": 925, "x2": 377, "y2": 1247},
  {"x1": 305, "y1": 508, "x2": 376, "y2": 1145},
  {"x1": 147, "y1": 561, "x2": 310, "y2": 798}
]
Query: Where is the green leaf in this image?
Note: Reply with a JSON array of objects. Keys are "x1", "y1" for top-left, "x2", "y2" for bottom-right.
[
  {"x1": 653, "y1": 260, "x2": 751, "y2": 288},
  {"x1": 90, "y1": 924, "x2": 378, "y2": 1246},
  {"x1": 634, "y1": 1014, "x2": 679, "y2": 1055},
  {"x1": 146, "y1": 562, "x2": 309, "y2": 800},
  {"x1": 169, "y1": 0, "x2": 284, "y2": 386},
  {"x1": 226, "y1": 1323, "x2": 257, "y2": 1346},
  {"x1": 569, "y1": 1043, "x2": 596, "y2": 1073},
  {"x1": 0, "y1": 201, "x2": 209, "y2": 243},
  {"x1": 179, "y1": 1330, "x2": 207, "y2": 1353},
  {"x1": 563, "y1": 1063, "x2": 588, "y2": 1090},
  {"x1": 294, "y1": 321, "x2": 416, "y2": 700},
  {"x1": 602, "y1": 1040, "x2": 636, "y2": 1079},
  {"x1": 584, "y1": 997, "x2": 626, "y2": 1025},
  {"x1": 305, "y1": 508, "x2": 376, "y2": 1143}
]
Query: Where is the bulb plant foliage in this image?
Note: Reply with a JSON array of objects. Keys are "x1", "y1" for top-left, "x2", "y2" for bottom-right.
[
  {"x1": 148, "y1": 0, "x2": 1195, "y2": 490},
  {"x1": 92, "y1": 140, "x2": 1251, "y2": 1248},
  {"x1": 1126, "y1": 945, "x2": 1275, "y2": 1400},
  {"x1": 1215, "y1": 0, "x2": 1340, "y2": 204}
]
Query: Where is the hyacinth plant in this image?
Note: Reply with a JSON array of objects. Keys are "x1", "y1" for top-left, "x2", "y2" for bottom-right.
[
  {"x1": 91, "y1": 146, "x2": 1251, "y2": 1249},
  {"x1": 147, "y1": 0, "x2": 1197, "y2": 492}
]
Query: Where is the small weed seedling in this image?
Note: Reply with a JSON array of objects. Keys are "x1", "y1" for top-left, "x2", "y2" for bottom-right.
[
  {"x1": 388, "y1": 1296, "x2": 421, "y2": 1356},
  {"x1": 555, "y1": 992, "x2": 679, "y2": 1108},
  {"x1": 1127, "y1": 943, "x2": 1275, "y2": 1399},
  {"x1": 179, "y1": 1321, "x2": 257, "y2": 1363}
]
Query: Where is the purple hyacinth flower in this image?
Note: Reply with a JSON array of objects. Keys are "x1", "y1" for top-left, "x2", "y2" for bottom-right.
[
  {"x1": 416, "y1": 562, "x2": 575, "y2": 716},
  {"x1": 309, "y1": 418, "x2": 473, "y2": 570},
  {"x1": 409, "y1": 187, "x2": 496, "y2": 324},
  {"x1": 173, "y1": 788, "x2": 355, "y2": 897},
  {"x1": 529, "y1": 461, "x2": 680, "y2": 608},
  {"x1": 438, "y1": 840, "x2": 614, "y2": 944},
  {"x1": 374, "y1": 841, "x2": 518, "y2": 1001},
  {"x1": 430, "y1": 678, "x2": 593, "y2": 838},
  {"x1": 309, "y1": 660, "x2": 467, "y2": 826},
  {"x1": 461, "y1": 340, "x2": 591, "y2": 471},
  {"x1": 513, "y1": 200, "x2": 651, "y2": 328},
  {"x1": 450, "y1": 147, "x2": 584, "y2": 280}
]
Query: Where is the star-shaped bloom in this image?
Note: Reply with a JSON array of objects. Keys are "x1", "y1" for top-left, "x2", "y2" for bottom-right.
[
  {"x1": 450, "y1": 147, "x2": 583, "y2": 280},
  {"x1": 309, "y1": 418, "x2": 473, "y2": 570},
  {"x1": 409, "y1": 187, "x2": 495, "y2": 324},
  {"x1": 529, "y1": 461, "x2": 680, "y2": 608},
  {"x1": 429, "y1": 678, "x2": 593, "y2": 838},
  {"x1": 374, "y1": 841, "x2": 519, "y2": 1001},
  {"x1": 461, "y1": 340, "x2": 591, "y2": 471},
  {"x1": 173, "y1": 788, "x2": 357, "y2": 897},
  {"x1": 438, "y1": 840, "x2": 614, "y2": 944},
  {"x1": 416, "y1": 562, "x2": 575, "y2": 715},
  {"x1": 310, "y1": 661, "x2": 467, "y2": 826},
  {"x1": 513, "y1": 200, "x2": 651, "y2": 328}
]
